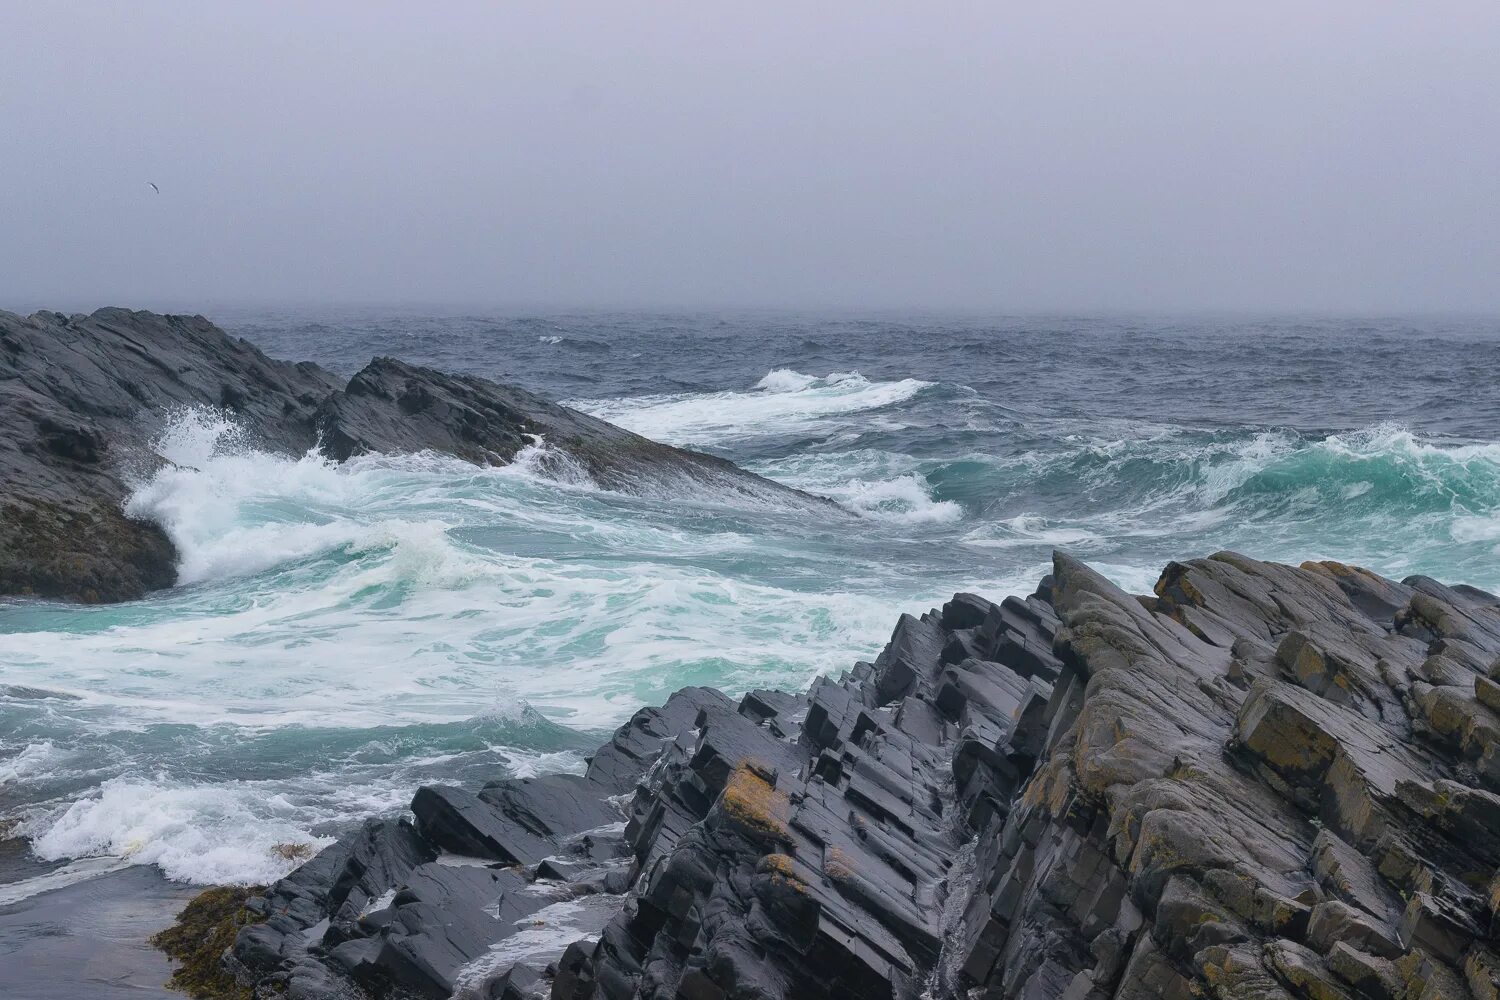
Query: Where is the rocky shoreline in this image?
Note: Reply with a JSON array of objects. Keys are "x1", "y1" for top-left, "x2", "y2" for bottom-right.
[
  {"x1": 9, "y1": 308, "x2": 1500, "y2": 999},
  {"x1": 167, "y1": 551, "x2": 1500, "y2": 1000},
  {"x1": 0, "y1": 308, "x2": 835, "y2": 603}
]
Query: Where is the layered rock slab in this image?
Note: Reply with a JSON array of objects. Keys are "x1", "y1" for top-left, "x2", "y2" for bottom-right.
[
  {"x1": 212, "y1": 587, "x2": 1064, "y2": 999},
  {"x1": 956, "y1": 552, "x2": 1500, "y2": 1000}
]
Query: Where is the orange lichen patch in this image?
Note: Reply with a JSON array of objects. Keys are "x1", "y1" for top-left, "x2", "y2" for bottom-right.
[
  {"x1": 1302, "y1": 559, "x2": 1357, "y2": 577},
  {"x1": 823, "y1": 846, "x2": 856, "y2": 882},
  {"x1": 721, "y1": 762, "x2": 790, "y2": 842},
  {"x1": 1021, "y1": 753, "x2": 1075, "y2": 815},
  {"x1": 758, "y1": 853, "x2": 808, "y2": 893},
  {"x1": 760, "y1": 853, "x2": 796, "y2": 877}
]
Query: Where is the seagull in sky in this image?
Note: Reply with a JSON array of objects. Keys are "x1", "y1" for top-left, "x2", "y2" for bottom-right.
[{"x1": 147, "y1": 182, "x2": 160, "y2": 194}]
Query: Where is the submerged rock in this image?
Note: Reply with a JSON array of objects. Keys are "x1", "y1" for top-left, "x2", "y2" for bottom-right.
[
  {"x1": 0, "y1": 309, "x2": 834, "y2": 603},
  {"x1": 181, "y1": 553, "x2": 1500, "y2": 999}
]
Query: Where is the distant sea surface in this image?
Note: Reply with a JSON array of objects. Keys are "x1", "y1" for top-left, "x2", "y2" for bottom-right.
[{"x1": 4, "y1": 310, "x2": 1499, "y2": 891}]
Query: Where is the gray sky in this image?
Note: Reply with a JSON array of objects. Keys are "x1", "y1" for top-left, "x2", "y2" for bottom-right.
[{"x1": 3, "y1": 2, "x2": 1498, "y2": 313}]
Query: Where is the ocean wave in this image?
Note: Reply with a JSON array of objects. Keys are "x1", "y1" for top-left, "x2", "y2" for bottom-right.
[
  {"x1": 0, "y1": 741, "x2": 61, "y2": 785},
  {"x1": 10, "y1": 415, "x2": 918, "y2": 736},
  {"x1": 568, "y1": 369, "x2": 934, "y2": 447},
  {"x1": 835, "y1": 475, "x2": 964, "y2": 524},
  {"x1": 971, "y1": 421, "x2": 1500, "y2": 519},
  {"x1": 20, "y1": 775, "x2": 337, "y2": 885},
  {"x1": 11, "y1": 732, "x2": 590, "y2": 887},
  {"x1": 749, "y1": 449, "x2": 962, "y2": 525},
  {"x1": 963, "y1": 514, "x2": 1100, "y2": 550},
  {"x1": 1198, "y1": 423, "x2": 1500, "y2": 511},
  {"x1": 125, "y1": 410, "x2": 600, "y2": 588},
  {"x1": 932, "y1": 420, "x2": 1500, "y2": 592}
]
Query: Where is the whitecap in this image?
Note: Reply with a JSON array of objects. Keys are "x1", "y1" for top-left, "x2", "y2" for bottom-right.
[
  {"x1": 21, "y1": 776, "x2": 334, "y2": 886},
  {"x1": 832, "y1": 474, "x2": 962, "y2": 524},
  {"x1": 0, "y1": 741, "x2": 61, "y2": 785},
  {"x1": 568, "y1": 368, "x2": 933, "y2": 447},
  {"x1": 963, "y1": 514, "x2": 1099, "y2": 550}
]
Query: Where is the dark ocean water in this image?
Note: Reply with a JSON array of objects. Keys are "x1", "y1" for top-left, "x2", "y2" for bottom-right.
[{"x1": 3, "y1": 310, "x2": 1499, "y2": 890}]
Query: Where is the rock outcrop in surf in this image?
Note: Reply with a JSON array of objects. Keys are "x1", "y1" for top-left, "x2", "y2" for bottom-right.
[
  {"x1": 0, "y1": 308, "x2": 834, "y2": 603},
  {"x1": 195, "y1": 551, "x2": 1500, "y2": 1000}
]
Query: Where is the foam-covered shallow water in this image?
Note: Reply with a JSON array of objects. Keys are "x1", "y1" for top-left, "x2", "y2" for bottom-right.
[{"x1": 3, "y1": 310, "x2": 1499, "y2": 891}]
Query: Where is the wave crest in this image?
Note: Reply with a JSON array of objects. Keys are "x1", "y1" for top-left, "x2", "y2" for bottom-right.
[{"x1": 570, "y1": 368, "x2": 934, "y2": 447}]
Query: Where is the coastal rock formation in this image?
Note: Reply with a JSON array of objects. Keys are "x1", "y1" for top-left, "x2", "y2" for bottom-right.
[
  {"x1": 315, "y1": 357, "x2": 818, "y2": 502},
  {"x1": 0, "y1": 308, "x2": 338, "y2": 603},
  {"x1": 0, "y1": 308, "x2": 832, "y2": 603},
  {"x1": 201, "y1": 552, "x2": 1500, "y2": 999}
]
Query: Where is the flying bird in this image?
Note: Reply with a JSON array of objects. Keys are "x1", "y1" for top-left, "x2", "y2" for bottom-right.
[{"x1": 147, "y1": 182, "x2": 159, "y2": 194}]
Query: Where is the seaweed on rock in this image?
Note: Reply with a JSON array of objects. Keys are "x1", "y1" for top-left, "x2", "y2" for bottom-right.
[{"x1": 151, "y1": 885, "x2": 267, "y2": 1000}]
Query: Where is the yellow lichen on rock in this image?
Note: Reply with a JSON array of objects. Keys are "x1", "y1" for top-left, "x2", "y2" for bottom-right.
[
  {"x1": 721, "y1": 762, "x2": 790, "y2": 842},
  {"x1": 757, "y1": 853, "x2": 808, "y2": 893},
  {"x1": 824, "y1": 846, "x2": 856, "y2": 882}
]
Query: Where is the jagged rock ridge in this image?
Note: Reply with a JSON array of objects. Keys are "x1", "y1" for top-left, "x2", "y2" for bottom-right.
[
  {"x1": 0, "y1": 308, "x2": 835, "y2": 603},
  {"x1": 207, "y1": 552, "x2": 1500, "y2": 1000}
]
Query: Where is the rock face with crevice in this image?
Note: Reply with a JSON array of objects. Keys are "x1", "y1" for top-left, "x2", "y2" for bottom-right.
[
  {"x1": 200, "y1": 552, "x2": 1500, "y2": 999},
  {"x1": 0, "y1": 308, "x2": 835, "y2": 603}
]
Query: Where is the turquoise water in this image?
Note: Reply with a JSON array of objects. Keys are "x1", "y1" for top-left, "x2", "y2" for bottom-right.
[{"x1": 3, "y1": 312, "x2": 1499, "y2": 888}]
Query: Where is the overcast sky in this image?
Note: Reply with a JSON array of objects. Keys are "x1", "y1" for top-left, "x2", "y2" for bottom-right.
[{"x1": 2, "y1": 3, "x2": 1497, "y2": 313}]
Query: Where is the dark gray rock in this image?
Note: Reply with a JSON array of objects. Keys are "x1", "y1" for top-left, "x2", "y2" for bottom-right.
[
  {"x1": 314, "y1": 358, "x2": 837, "y2": 515},
  {"x1": 1, "y1": 309, "x2": 838, "y2": 603},
  {"x1": 191, "y1": 552, "x2": 1500, "y2": 1000},
  {"x1": 0, "y1": 308, "x2": 338, "y2": 602}
]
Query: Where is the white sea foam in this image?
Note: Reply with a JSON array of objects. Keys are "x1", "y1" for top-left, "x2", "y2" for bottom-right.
[
  {"x1": 22, "y1": 776, "x2": 335, "y2": 885},
  {"x1": 570, "y1": 369, "x2": 933, "y2": 446},
  {"x1": 749, "y1": 448, "x2": 961, "y2": 525},
  {"x1": 450, "y1": 893, "x2": 625, "y2": 998},
  {"x1": 963, "y1": 514, "x2": 1100, "y2": 550},
  {"x1": 0, "y1": 741, "x2": 61, "y2": 784},
  {"x1": 830, "y1": 474, "x2": 962, "y2": 524},
  {"x1": 0, "y1": 856, "x2": 134, "y2": 907}
]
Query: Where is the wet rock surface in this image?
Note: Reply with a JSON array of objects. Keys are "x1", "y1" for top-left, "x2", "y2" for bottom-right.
[
  {"x1": 0, "y1": 308, "x2": 338, "y2": 602},
  {"x1": 0, "y1": 308, "x2": 831, "y2": 603},
  {"x1": 203, "y1": 552, "x2": 1500, "y2": 999}
]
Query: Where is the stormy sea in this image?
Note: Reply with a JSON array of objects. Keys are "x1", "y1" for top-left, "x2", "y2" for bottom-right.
[{"x1": 3, "y1": 310, "x2": 1498, "y2": 898}]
